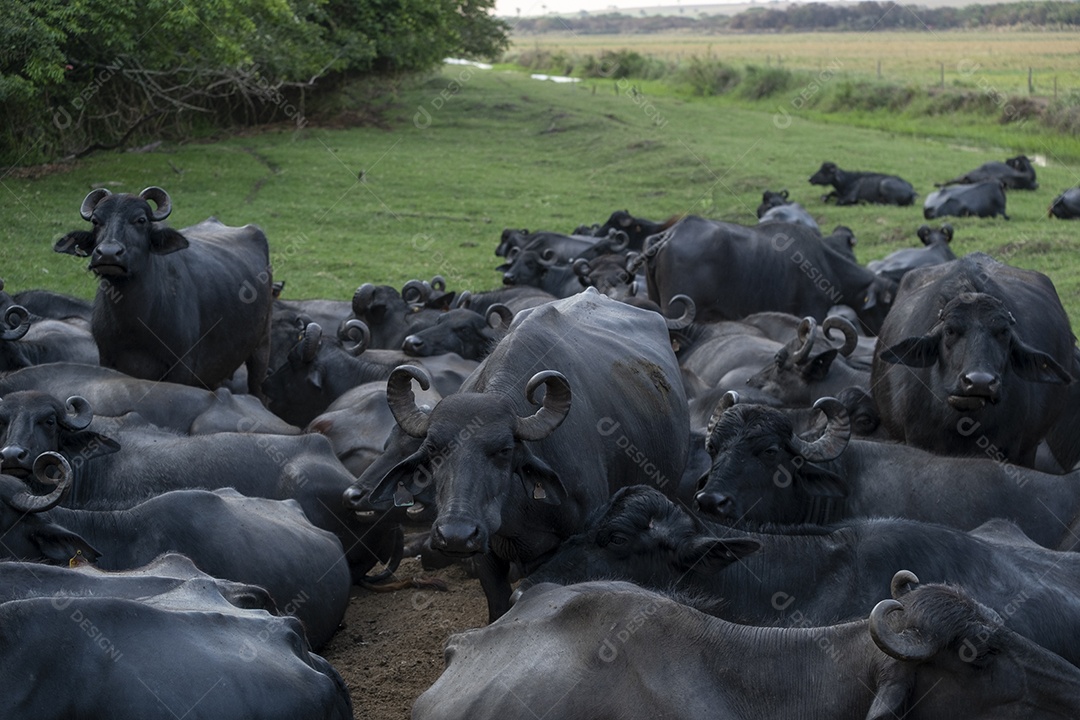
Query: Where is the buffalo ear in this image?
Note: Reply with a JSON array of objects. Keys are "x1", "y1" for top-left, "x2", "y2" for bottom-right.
[
  {"x1": 865, "y1": 663, "x2": 915, "y2": 720},
  {"x1": 516, "y1": 448, "x2": 566, "y2": 506},
  {"x1": 880, "y1": 335, "x2": 940, "y2": 367},
  {"x1": 58, "y1": 431, "x2": 121, "y2": 461},
  {"x1": 425, "y1": 292, "x2": 455, "y2": 311},
  {"x1": 367, "y1": 450, "x2": 431, "y2": 511},
  {"x1": 676, "y1": 537, "x2": 760, "y2": 571},
  {"x1": 495, "y1": 263, "x2": 511, "y2": 272},
  {"x1": 1010, "y1": 342, "x2": 1072, "y2": 384},
  {"x1": 54, "y1": 231, "x2": 97, "y2": 257},
  {"x1": 149, "y1": 227, "x2": 189, "y2": 255},
  {"x1": 803, "y1": 349, "x2": 838, "y2": 381},
  {"x1": 31, "y1": 524, "x2": 102, "y2": 565}
]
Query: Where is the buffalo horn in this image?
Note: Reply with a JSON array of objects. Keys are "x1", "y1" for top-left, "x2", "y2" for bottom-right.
[
  {"x1": 340, "y1": 319, "x2": 370, "y2": 356},
  {"x1": 80, "y1": 188, "x2": 112, "y2": 220},
  {"x1": 605, "y1": 230, "x2": 629, "y2": 252},
  {"x1": 300, "y1": 323, "x2": 322, "y2": 363},
  {"x1": 60, "y1": 396, "x2": 93, "y2": 431},
  {"x1": 386, "y1": 365, "x2": 433, "y2": 438},
  {"x1": 538, "y1": 248, "x2": 558, "y2": 267},
  {"x1": 1, "y1": 305, "x2": 31, "y2": 341},
  {"x1": 705, "y1": 391, "x2": 739, "y2": 453},
  {"x1": 822, "y1": 316, "x2": 858, "y2": 356},
  {"x1": 452, "y1": 291, "x2": 472, "y2": 310},
  {"x1": 352, "y1": 284, "x2": 376, "y2": 315},
  {"x1": 869, "y1": 598, "x2": 937, "y2": 662},
  {"x1": 139, "y1": 187, "x2": 172, "y2": 221},
  {"x1": 486, "y1": 304, "x2": 513, "y2": 330},
  {"x1": 514, "y1": 371, "x2": 572, "y2": 442},
  {"x1": 891, "y1": 570, "x2": 920, "y2": 600},
  {"x1": 572, "y1": 258, "x2": 592, "y2": 278},
  {"x1": 430, "y1": 275, "x2": 446, "y2": 292},
  {"x1": 787, "y1": 397, "x2": 851, "y2": 462},
  {"x1": 401, "y1": 280, "x2": 430, "y2": 307},
  {"x1": 790, "y1": 317, "x2": 818, "y2": 364},
  {"x1": 9, "y1": 452, "x2": 73, "y2": 514},
  {"x1": 665, "y1": 295, "x2": 697, "y2": 330}
]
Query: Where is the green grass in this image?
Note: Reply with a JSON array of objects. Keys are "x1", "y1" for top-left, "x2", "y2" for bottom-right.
[{"x1": 3, "y1": 66, "x2": 1080, "y2": 331}]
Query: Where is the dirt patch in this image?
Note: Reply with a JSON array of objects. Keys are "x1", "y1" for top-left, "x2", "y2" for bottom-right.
[{"x1": 322, "y1": 557, "x2": 488, "y2": 719}]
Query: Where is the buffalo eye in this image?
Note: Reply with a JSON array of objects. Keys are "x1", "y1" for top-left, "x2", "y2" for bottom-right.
[
  {"x1": 760, "y1": 446, "x2": 780, "y2": 462},
  {"x1": 607, "y1": 532, "x2": 628, "y2": 546},
  {"x1": 491, "y1": 446, "x2": 513, "y2": 461},
  {"x1": 41, "y1": 416, "x2": 56, "y2": 428},
  {"x1": 944, "y1": 326, "x2": 958, "y2": 339}
]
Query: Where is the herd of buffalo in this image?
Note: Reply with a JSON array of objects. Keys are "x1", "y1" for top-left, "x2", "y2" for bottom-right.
[{"x1": 2, "y1": 152, "x2": 1080, "y2": 718}]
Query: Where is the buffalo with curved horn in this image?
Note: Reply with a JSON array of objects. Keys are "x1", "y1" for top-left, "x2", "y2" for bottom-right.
[
  {"x1": 54, "y1": 187, "x2": 274, "y2": 397},
  {"x1": 359, "y1": 289, "x2": 690, "y2": 621}
]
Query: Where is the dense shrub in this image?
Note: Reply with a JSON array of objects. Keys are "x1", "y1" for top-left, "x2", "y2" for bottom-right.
[{"x1": 0, "y1": 0, "x2": 510, "y2": 165}]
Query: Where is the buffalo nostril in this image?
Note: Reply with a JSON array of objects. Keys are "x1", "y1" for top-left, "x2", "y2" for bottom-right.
[
  {"x1": 341, "y1": 486, "x2": 366, "y2": 510},
  {"x1": 961, "y1": 372, "x2": 998, "y2": 395},
  {"x1": 402, "y1": 336, "x2": 423, "y2": 354},
  {"x1": 502, "y1": 274, "x2": 516, "y2": 286},
  {"x1": 0, "y1": 446, "x2": 29, "y2": 463},
  {"x1": 694, "y1": 491, "x2": 732, "y2": 516}
]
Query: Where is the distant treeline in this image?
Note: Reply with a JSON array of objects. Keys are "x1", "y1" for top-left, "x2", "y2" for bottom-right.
[{"x1": 511, "y1": 1, "x2": 1080, "y2": 34}]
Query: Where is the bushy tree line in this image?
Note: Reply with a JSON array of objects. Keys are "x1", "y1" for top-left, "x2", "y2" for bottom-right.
[
  {"x1": 1, "y1": 0, "x2": 509, "y2": 165},
  {"x1": 512, "y1": 1, "x2": 1080, "y2": 35},
  {"x1": 727, "y1": 0, "x2": 1080, "y2": 30}
]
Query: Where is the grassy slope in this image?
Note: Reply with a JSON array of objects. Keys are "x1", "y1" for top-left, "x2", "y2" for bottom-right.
[{"x1": 2, "y1": 67, "x2": 1079, "y2": 329}]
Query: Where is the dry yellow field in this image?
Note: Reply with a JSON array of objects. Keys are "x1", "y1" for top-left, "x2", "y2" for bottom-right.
[{"x1": 512, "y1": 30, "x2": 1080, "y2": 93}]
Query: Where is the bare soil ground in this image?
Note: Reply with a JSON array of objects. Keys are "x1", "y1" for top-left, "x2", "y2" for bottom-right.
[{"x1": 322, "y1": 557, "x2": 488, "y2": 720}]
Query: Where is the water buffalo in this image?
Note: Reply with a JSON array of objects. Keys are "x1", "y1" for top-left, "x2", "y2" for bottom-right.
[
  {"x1": 261, "y1": 321, "x2": 475, "y2": 427},
  {"x1": 694, "y1": 394, "x2": 1080, "y2": 547},
  {"x1": 756, "y1": 189, "x2": 820, "y2": 231},
  {"x1": 497, "y1": 244, "x2": 584, "y2": 298},
  {"x1": 452, "y1": 285, "x2": 556, "y2": 315},
  {"x1": 520, "y1": 485, "x2": 1080, "y2": 664},
  {"x1": 0, "y1": 555, "x2": 352, "y2": 720},
  {"x1": 572, "y1": 253, "x2": 642, "y2": 300},
  {"x1": 362, "y1": 289, "x2": 689, "y2": 620},
  {"x1": 745, "y1": 316, "x2": 869, "y2": 406},
  {"x1": 923, "y1": 180, "x2": 1008, "y2": 219},
  {"x1": 415, "y1": 578, "x2": 1080, "y2": 720},
  {"x1": 640, "y1": 215, "x2": 896, "y2": 333},
  {"x1": 866, "y1": 223, "x2": 956, "y2": 284},
  {"x1": 348, "y1": 282, "x2": 454, "y2": 350},
  {"x1": 0, "y1": 453, "x2": 349, "y2": 649},
  {"x1": 0, "y1": 362, "x2": 298, "y2": 435},
  {"x1": 1049, "y1": 186, "x2": 1080, "y2": 219},
  {"x1": 0, "y1": 308, "x2": 98, "y2": 372},
  {"x1": 936, "y1": 155, "x2": 1038, "y2": 190},
  {"x1": 809, "y1": 161, "x2": 917, "y2": 205},
  {"x1": 0, "y1": 390, "x2": 388, "y2": 583},
  {"x1": 573, "y1": 210, "x2": 680, "y2": 250},
  {"x1": 54, "y1": 187, "x2": 274, "y2": 396},
  {"x1": 871, "y1": 253, "x2": 1074, "y2": 468},
  {"x1": 401, "y1": 305, "x2": 512, "y2": 360}
]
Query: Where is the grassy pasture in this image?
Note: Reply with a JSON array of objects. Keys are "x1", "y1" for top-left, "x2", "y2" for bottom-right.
[
  {"x1": 3, "y1": 66, "x2": 1080, "y2": 329},
  {"x1": 512, "y1": 30, "x2": 1080, "y2": 95}
]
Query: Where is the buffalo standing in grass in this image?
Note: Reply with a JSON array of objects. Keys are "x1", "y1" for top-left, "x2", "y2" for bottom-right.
[{"x1": 54, "y1": 187, "x2": 274, "y2": 396}]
